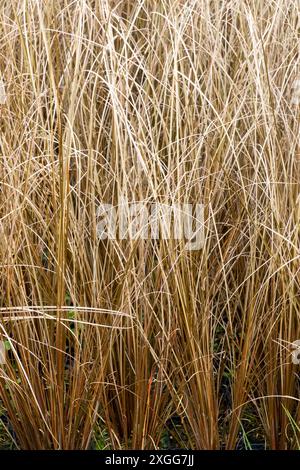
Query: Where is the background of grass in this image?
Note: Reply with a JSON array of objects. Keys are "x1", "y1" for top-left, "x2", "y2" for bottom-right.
[{"x1": 0, "y1": 0, "x2": 299, "y2": 449}]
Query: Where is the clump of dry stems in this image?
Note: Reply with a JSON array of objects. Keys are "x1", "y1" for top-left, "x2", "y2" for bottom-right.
[{"x1": 0, "y1": 0, "x2": 299, "y2": 450}]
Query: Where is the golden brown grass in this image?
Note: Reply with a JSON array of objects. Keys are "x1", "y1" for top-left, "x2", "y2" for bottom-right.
[{"x1": 0, "y1": 0, "x2": 299, "y2": 449}]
